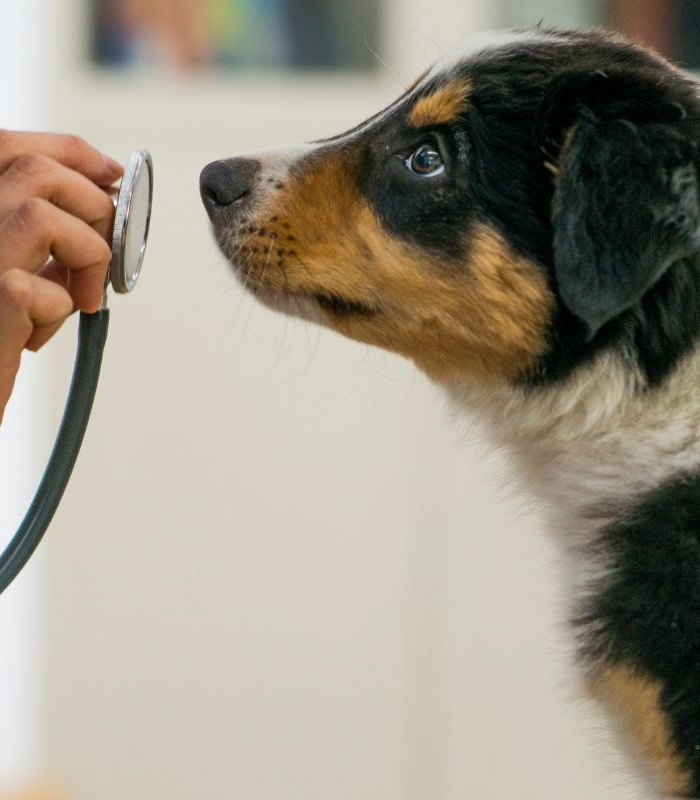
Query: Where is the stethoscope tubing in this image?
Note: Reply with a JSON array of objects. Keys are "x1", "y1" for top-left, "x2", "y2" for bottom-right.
[{"x1": 0, "y1": 310, "x2": 109, "y2": 595}]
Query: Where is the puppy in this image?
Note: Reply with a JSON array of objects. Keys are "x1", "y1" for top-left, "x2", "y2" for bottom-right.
[{"x1": 201, "y1": 28, "x2": 700, "y2": 798}]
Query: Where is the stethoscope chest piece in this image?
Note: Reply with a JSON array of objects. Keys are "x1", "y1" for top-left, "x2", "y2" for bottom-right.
[{"x1": 110, "y1": 149, "x2": 153, "y2": 295}]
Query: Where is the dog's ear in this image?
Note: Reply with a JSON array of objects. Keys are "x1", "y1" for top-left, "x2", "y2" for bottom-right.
[{"x1": 547, "y1": 78, "x2": 700, "y2": 339}]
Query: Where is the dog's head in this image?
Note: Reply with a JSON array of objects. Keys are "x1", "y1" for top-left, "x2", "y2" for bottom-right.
[{"x1": 201, "y1": 29, "x2": 700, "y2": 388}]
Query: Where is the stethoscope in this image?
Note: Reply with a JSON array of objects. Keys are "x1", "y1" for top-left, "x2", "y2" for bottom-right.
[{"x1": 0, "y1": 149, "x2": 153, "y2": 596}]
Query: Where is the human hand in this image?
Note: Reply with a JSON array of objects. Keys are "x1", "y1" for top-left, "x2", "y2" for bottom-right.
[{"x1": 0, "y1": 130, "x2": 123, "y2": 422}]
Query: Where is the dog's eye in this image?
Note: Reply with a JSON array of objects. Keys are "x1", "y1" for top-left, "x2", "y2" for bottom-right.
[{"x1": 405, "y1": 144, "x2": 445, "y2": 178}]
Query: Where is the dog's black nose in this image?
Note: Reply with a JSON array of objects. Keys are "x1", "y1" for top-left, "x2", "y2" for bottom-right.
[{"x1": 200, "y1": 158, "x2": 261, "y2": 218}]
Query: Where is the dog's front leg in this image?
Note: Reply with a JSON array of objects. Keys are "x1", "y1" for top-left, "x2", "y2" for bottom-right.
[{"x1": 576, "y1": 481, "x2": 700, "y2": 798}]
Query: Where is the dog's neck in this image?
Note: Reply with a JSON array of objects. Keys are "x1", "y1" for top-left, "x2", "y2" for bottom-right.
[
  {"x1": 445, "y1": 348, "x2": 700, "y2": 524},
  {"x1": 446, "y1": 348, "x2": 700, "y2": 799}
]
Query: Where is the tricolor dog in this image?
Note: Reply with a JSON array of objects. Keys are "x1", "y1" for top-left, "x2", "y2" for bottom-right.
[{"x1": 200, "y1": 28, "x2": 700, "y2": 798}]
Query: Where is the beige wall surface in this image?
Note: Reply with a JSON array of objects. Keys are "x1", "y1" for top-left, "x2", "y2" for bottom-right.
[{"x1": 27, "y1": 1, "x2": 622, "y2": 799}]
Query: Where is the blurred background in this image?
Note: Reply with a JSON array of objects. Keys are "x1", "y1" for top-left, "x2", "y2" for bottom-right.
[{"x1": 0, "y1": 1, "x2": 697, "y2": 799}]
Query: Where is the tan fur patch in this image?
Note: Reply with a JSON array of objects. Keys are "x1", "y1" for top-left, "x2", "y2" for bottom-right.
[
  {"x1": 589, "y1": 664, "x2": 691, "y2": 797},
  {"x1": 408, "y1": 79, "x2": 472, "y2": 128},
  {"x1": 227, "y1": 150, "x2": 553, "y2": 383}
]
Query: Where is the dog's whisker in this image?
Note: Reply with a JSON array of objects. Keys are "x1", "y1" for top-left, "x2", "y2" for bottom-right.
[{"x1": 363, "y1": 36, "x2": 406, "y2": 87}]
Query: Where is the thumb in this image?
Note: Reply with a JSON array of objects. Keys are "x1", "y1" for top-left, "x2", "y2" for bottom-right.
[{"x1": 0, "y1": 269, "x2": 73, "y2": 423}]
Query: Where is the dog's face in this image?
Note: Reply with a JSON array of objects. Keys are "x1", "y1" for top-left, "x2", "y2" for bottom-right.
[{"x1": 201, "y1": 29, "x2": 700, "y2": 389}]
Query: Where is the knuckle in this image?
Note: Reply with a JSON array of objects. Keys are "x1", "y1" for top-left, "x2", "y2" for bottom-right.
[
  {"x1": 0, "y1": 268, "x2": 33, "y2": 309},
  {"x1": 13, "y1": 152, "x2": 53, "y2": 181},
  {"x1": 13, "y1": 197, "x2": 49, "y2": 232}
]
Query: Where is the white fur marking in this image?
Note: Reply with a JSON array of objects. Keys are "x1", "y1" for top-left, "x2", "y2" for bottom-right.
[{"x1": 426, "y1": 29, "x2": 573, "y2": 81}]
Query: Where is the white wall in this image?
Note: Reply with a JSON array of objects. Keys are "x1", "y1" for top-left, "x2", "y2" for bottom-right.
[
  {"x1": 381, "y1": 0, "x2": 499, "y2": 77},
  {"x1": 4, "y1": 0, "x2": 620, "y2": 798},
  {"x1": 500, "y1": 0, "x2": 602, "y2": 28},
  {"x1": 0, "y1": 0, "x2": 53, "y2": 791}
]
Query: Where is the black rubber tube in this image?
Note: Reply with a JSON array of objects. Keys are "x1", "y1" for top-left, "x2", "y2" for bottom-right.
[{"x1": 0, "y1": 309, "x2": 109, "y2": 595}]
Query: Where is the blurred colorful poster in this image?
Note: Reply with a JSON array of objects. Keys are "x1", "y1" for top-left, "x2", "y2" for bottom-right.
[{"x1": 92, "y1": 0, "x2": 380, "y2": 71}]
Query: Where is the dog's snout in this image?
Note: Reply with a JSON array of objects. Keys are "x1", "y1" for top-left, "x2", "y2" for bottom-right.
[{"x1": 200, "y1": 158, "x2": 261, "y2": 218}]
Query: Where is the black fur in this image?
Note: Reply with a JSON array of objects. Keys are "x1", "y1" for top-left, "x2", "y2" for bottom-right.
[
  {"x1": 469, "y1": 38, "x2": 700, "y2": 387},
  {"x1": 578, "y1": 473, "x2": 700, "y2": 795},
  {"x1": 360, "y1": 32, "x2": 700, "y2": 388},
  {"x1": 552, "y1": 118, "x2": 700, "y2": 339}
]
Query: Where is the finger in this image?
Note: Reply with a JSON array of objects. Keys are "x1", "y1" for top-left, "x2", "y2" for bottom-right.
[
  {"x1": 40, "y1": 259, "x2": 108, "y2": 314},
  {"x1": 0, "y1": 153, "x2": 116, "y2": 240},
  {"x1": 0, "y1": 130, "x2": 123, "y2": 187},
  {"x1": 39, "y1": 259, "x2": 69, "y2": 292},
  {"x1": 0, "y1": 270, "x2": 73, "y2": 422},
  {"x1": 0, "y1": 199, "x2": 112, "y2": 312},
  {"x1": 25, "y1": 315, "x2": 70, "y2": 351},
  {"x1": 0, "y1": 270, "x2": 74, "y2": 350}
]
